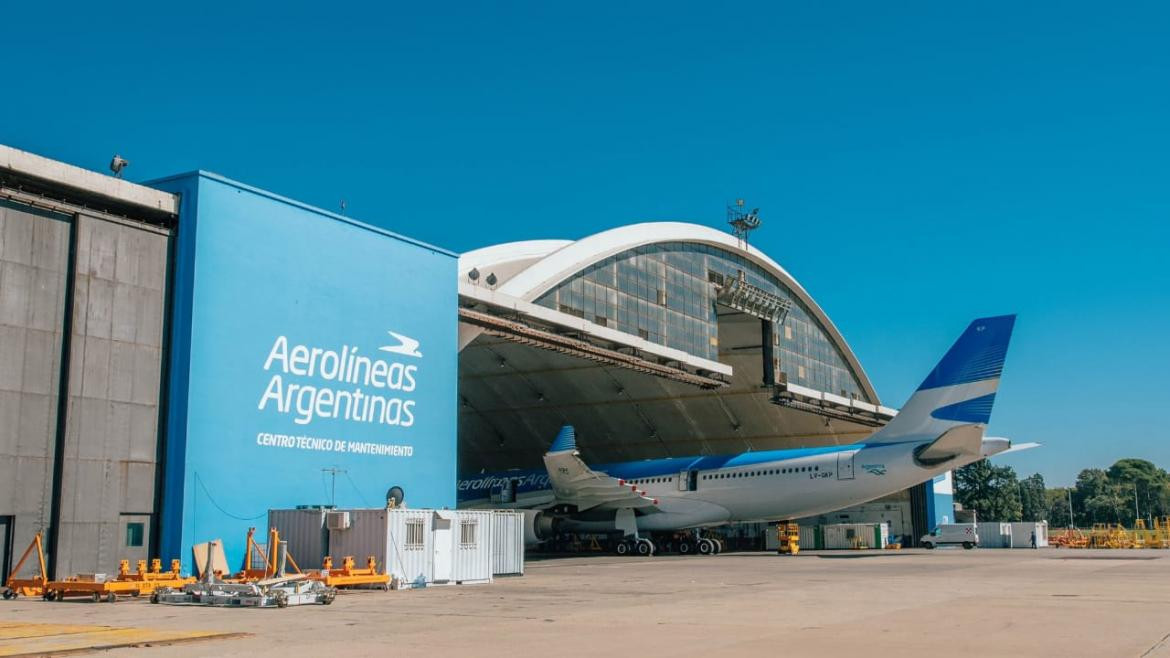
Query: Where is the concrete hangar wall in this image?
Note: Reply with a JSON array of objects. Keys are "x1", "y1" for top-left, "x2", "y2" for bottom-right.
[{"x1": 0, "y1": 146, "x2": 457, "y2": 577}]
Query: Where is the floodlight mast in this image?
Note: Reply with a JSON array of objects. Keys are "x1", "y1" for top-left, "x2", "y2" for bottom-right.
[{"x1": 727, "y1": 199, "x2": 761, "y2": 248}]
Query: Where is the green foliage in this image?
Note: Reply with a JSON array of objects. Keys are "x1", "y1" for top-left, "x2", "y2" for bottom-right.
[
  {"x1": 1019, "y1": 473, "x2": 1046, "y2": 522},
  {"x1": 1056, "y1": 460, "x2": 1170, "y2": 527},
  {"x1": 1045, "y1": 488, "x2": 1072, "y2": 527},
  {"x1": 956, "y1": 458, "x2": 1170, "y2": 527},
  {"x1": 955, "y1": 460, "x2": 1022, "y2": 522}
]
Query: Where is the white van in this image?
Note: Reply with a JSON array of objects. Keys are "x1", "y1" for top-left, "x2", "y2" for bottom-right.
[{"x1": 921, "y1": 524, "x2": 979, "y2": 549}]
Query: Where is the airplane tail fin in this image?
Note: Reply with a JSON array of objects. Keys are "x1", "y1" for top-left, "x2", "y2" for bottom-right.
[
  {"x1": 871, "y1": 315, "x2": 1016, "y2": 445},
  {"x1": 549, "y1": 425, "x2": 577, "y2": 453}
]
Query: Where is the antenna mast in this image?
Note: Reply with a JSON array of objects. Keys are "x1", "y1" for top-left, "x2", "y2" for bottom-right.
[{"x1": 727, "y1": 199, "x2": 761, "y2": 248}]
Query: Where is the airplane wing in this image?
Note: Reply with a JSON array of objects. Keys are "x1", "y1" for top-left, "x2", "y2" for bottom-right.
[{"x1": 542, "y1": 427, "x2": 660, "y2": 513}]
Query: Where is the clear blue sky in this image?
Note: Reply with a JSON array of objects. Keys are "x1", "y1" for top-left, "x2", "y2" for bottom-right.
[{"x1": 3, "y1": 2, "x2": 1167, "y2": 486}]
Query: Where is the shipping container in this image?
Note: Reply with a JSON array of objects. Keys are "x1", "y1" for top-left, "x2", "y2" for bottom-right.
[
  {"x1": 491, "y1": 511, "x2": 525, "y2": 575},
  {"x1": 976, "y1": 522, "x2": 1013, "y2": 548},
  {"x1": 820, "y1": 523, "x2": 888, "y2": 549},
  {"x1": 268, "y1": 508, "x2": 330, "y2": 570}
]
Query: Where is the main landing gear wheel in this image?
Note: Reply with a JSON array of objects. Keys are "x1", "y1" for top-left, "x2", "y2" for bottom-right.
[
  {"x1": 615, "y1": 541, "x2": 631, "y2": 556},
  {"x1": 963, "y1": 542, "x2": 975, "y2": 550},
  {"x1": 678, "y1": 541, "x2": 693, "y2": 555},
  {"x1": 712, "y1": 539, "x2": 724, "y2": 554},
  {"x1": 698, "y1": 538, "x2": 716, "y2": 555},
  {"x1": 635, "y1": 538, "x2": 655, "y2": 556}
]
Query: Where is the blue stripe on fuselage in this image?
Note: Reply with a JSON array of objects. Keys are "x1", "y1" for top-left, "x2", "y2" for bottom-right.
[{"x1": 456, "y1": 443, "x2": 867, "y2": 504}]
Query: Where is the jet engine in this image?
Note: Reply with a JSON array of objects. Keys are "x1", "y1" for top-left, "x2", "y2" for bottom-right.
[{"x1": 521, "y1": 509, "x2": 560, "y2": 546}]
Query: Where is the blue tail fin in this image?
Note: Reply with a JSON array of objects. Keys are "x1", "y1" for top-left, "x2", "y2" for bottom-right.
[
  {"x1": 872, "y1": 315, "x2": 1016, "y2": 444},
  {"x1": 549, "y1": 425, "x2": 577, "y2": 452}
]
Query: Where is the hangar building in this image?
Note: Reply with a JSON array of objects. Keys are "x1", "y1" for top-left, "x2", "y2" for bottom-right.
[
  {"x1": 0, "y1": 144, "x2": 948, "y2": 579},
  {"x1": 456, "y1": 225, "x2": 950, "y2": 540}
]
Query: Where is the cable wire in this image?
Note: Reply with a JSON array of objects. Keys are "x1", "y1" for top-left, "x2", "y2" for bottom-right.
[{"x1": 194, "y1": 472, "x2": 268, "y2": 521}]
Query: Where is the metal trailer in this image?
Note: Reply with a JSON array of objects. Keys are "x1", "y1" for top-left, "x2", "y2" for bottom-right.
[
  {"x1": 153, "y1": 575, "x2": 336, "y2": 608},
  {"x1": 491, "y1": 511, "x2": 525, "y2": 576},
  {"x1": 153, "y1": 542, "x2": 335, "y2": 608},
  {"x1": 2, "y1": 532, "x2": 48, "y2": 599}
]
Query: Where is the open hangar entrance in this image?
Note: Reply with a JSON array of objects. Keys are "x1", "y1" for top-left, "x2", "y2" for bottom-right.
[{"x1": 454, "y1": 224, "x2": 933, "y2": 546}]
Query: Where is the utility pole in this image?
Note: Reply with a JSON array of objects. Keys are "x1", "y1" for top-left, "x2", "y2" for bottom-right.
[
  {"x1": 1134, "y1": 482, "x2": 1140, "y2": 527},
  {"x1": 322, "y1": 467, "x2": 347, "y2": 507},
  {"x1": 1067, "y1": 489, "x2": 1075, "y2": 529}
]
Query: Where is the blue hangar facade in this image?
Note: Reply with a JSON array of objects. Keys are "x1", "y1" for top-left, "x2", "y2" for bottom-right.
[
  {"x1": 0, "y1": 145, "x2": 950, "y2": 578},
  {"x1": 149, "y1": 172, "x2": 458, "y2": 570}
]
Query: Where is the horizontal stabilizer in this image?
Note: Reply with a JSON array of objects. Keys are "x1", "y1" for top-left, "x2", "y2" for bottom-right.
[
  {"x1": 914, "y1": 424, "x2": 984, "y2": 466},
  {"x1": 993, "y1": 441, "x2": 1041, "y2": 456}
]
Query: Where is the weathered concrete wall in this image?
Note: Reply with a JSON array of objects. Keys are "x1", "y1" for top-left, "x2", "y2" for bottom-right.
[
  {"x1": 54, "y1": 214, "x2": 169, "y2": 576},
  {"x1": 0, "y1": 201, "x2": 71, "y2": 574}
]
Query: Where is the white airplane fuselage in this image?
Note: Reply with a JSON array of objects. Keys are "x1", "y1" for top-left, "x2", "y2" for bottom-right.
[{"x1": 458, "y1": 437, "x2": 1008, "y2": 537}]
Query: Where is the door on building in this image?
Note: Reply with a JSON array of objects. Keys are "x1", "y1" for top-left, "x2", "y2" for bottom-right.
[
  {"x1": 432, "y1": 513, "x2": 452, "y2": 583},
  {"x1": 117, "y1": 514, "x2": 151, "y2": 566},
  {"x1": 837, "y1": 451, "x2": 856, "y2": 480},
  {"x1": 0, "y1": 516, "x2": 12, "y2": 581}
]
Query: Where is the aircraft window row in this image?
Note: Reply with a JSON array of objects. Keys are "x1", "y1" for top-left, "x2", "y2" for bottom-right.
[
  {"x1": 700, "y1": 465, "x2": 819, "y2": 480},
  {"x1": 630, "y1": 477, "x2": 672, "y2": 485}
]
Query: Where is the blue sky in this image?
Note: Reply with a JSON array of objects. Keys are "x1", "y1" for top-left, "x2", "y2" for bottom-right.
[{"x1": 3, "y1": 1, "x2": 1167, "y2": 485}]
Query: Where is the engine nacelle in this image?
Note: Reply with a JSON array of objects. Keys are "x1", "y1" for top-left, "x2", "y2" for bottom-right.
[{"x1": 521, "y1": 509, "x2": 560, "y2": 546}]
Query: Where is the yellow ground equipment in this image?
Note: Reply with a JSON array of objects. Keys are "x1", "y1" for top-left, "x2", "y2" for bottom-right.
[
  {"x1": 311, "y1": 556, "x2": 390, "y2": 589},
  {"x1": 46, "y1": 559, "x2": 195, "y2": 603},
  {"x1": 776, "y1": 522, "x2": 800, "y2": 555},
  {"x1": 1089, "y1": 524, "x2": 1134, "y2": 549},
  {"x1": 2, "y1": 532, "x2": 49, "y2": 600},
  {"x1": 232, "y1": 527, "x2": 304, "y2": 581},
  {"x1": 116, "y1": 559, "x2": 194, "y2": 589}
]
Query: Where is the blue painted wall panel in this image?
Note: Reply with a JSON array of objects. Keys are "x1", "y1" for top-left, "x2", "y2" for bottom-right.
[{"x1": 153, "y1": 173, "x2": 457, "y2": 572}]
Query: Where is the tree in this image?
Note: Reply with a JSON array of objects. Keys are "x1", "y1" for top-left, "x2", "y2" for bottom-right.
[
  {"x1": 1106, "y1": 459, "x2": 1170, "y2": 522},
  {"x1": 1046, "y1": 488, "x2": 1073, "y2": 527},
  {"x1": 1019, "y1": 473, "x2": 1047, "y2": 522},
  {"x1": 955, "y1": 460, "x2": 1022, "y2": 522}
]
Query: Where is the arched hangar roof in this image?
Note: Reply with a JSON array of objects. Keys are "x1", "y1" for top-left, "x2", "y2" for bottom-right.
[{"x1": 459, "y1": 222, "x2": 879, "y2": 404}]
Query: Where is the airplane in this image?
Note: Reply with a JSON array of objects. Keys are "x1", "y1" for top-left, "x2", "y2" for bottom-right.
[{"x1": 457, "y1": 314, "x2": 1035, "y2": 556}]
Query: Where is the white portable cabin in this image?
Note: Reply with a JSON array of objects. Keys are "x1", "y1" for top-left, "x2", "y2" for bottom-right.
[
  {"x1": 322, "y1": 508, "x2": 494, "y2": 588},
  {"x1": 976, "y1": 522, "x2": 1013, "y2": 548},
  {"x1": 1009, "y1": 521, "x2": 1048, "y2": 548}
]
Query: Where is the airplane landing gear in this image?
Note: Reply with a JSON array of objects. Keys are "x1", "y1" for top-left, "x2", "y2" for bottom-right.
[
  {"x1": 698, "y1": 538, "x2": 716, "y2": 555},
  {"x1": 615, "y1": 537, "x2": 657, "y2": 556}
]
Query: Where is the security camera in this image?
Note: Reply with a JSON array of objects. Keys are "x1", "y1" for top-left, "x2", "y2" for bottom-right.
[{"x1": 109, "y1": 155, "x2": 130, "y2": 178}]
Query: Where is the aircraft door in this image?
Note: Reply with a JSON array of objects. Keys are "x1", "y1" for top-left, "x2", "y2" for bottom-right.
[
  {"x1": 837, "y1": 451, "x2": 855, "y2": 480},
  {"x1": 679, "y1": 470, "x2": 698, "y2": 492}
]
